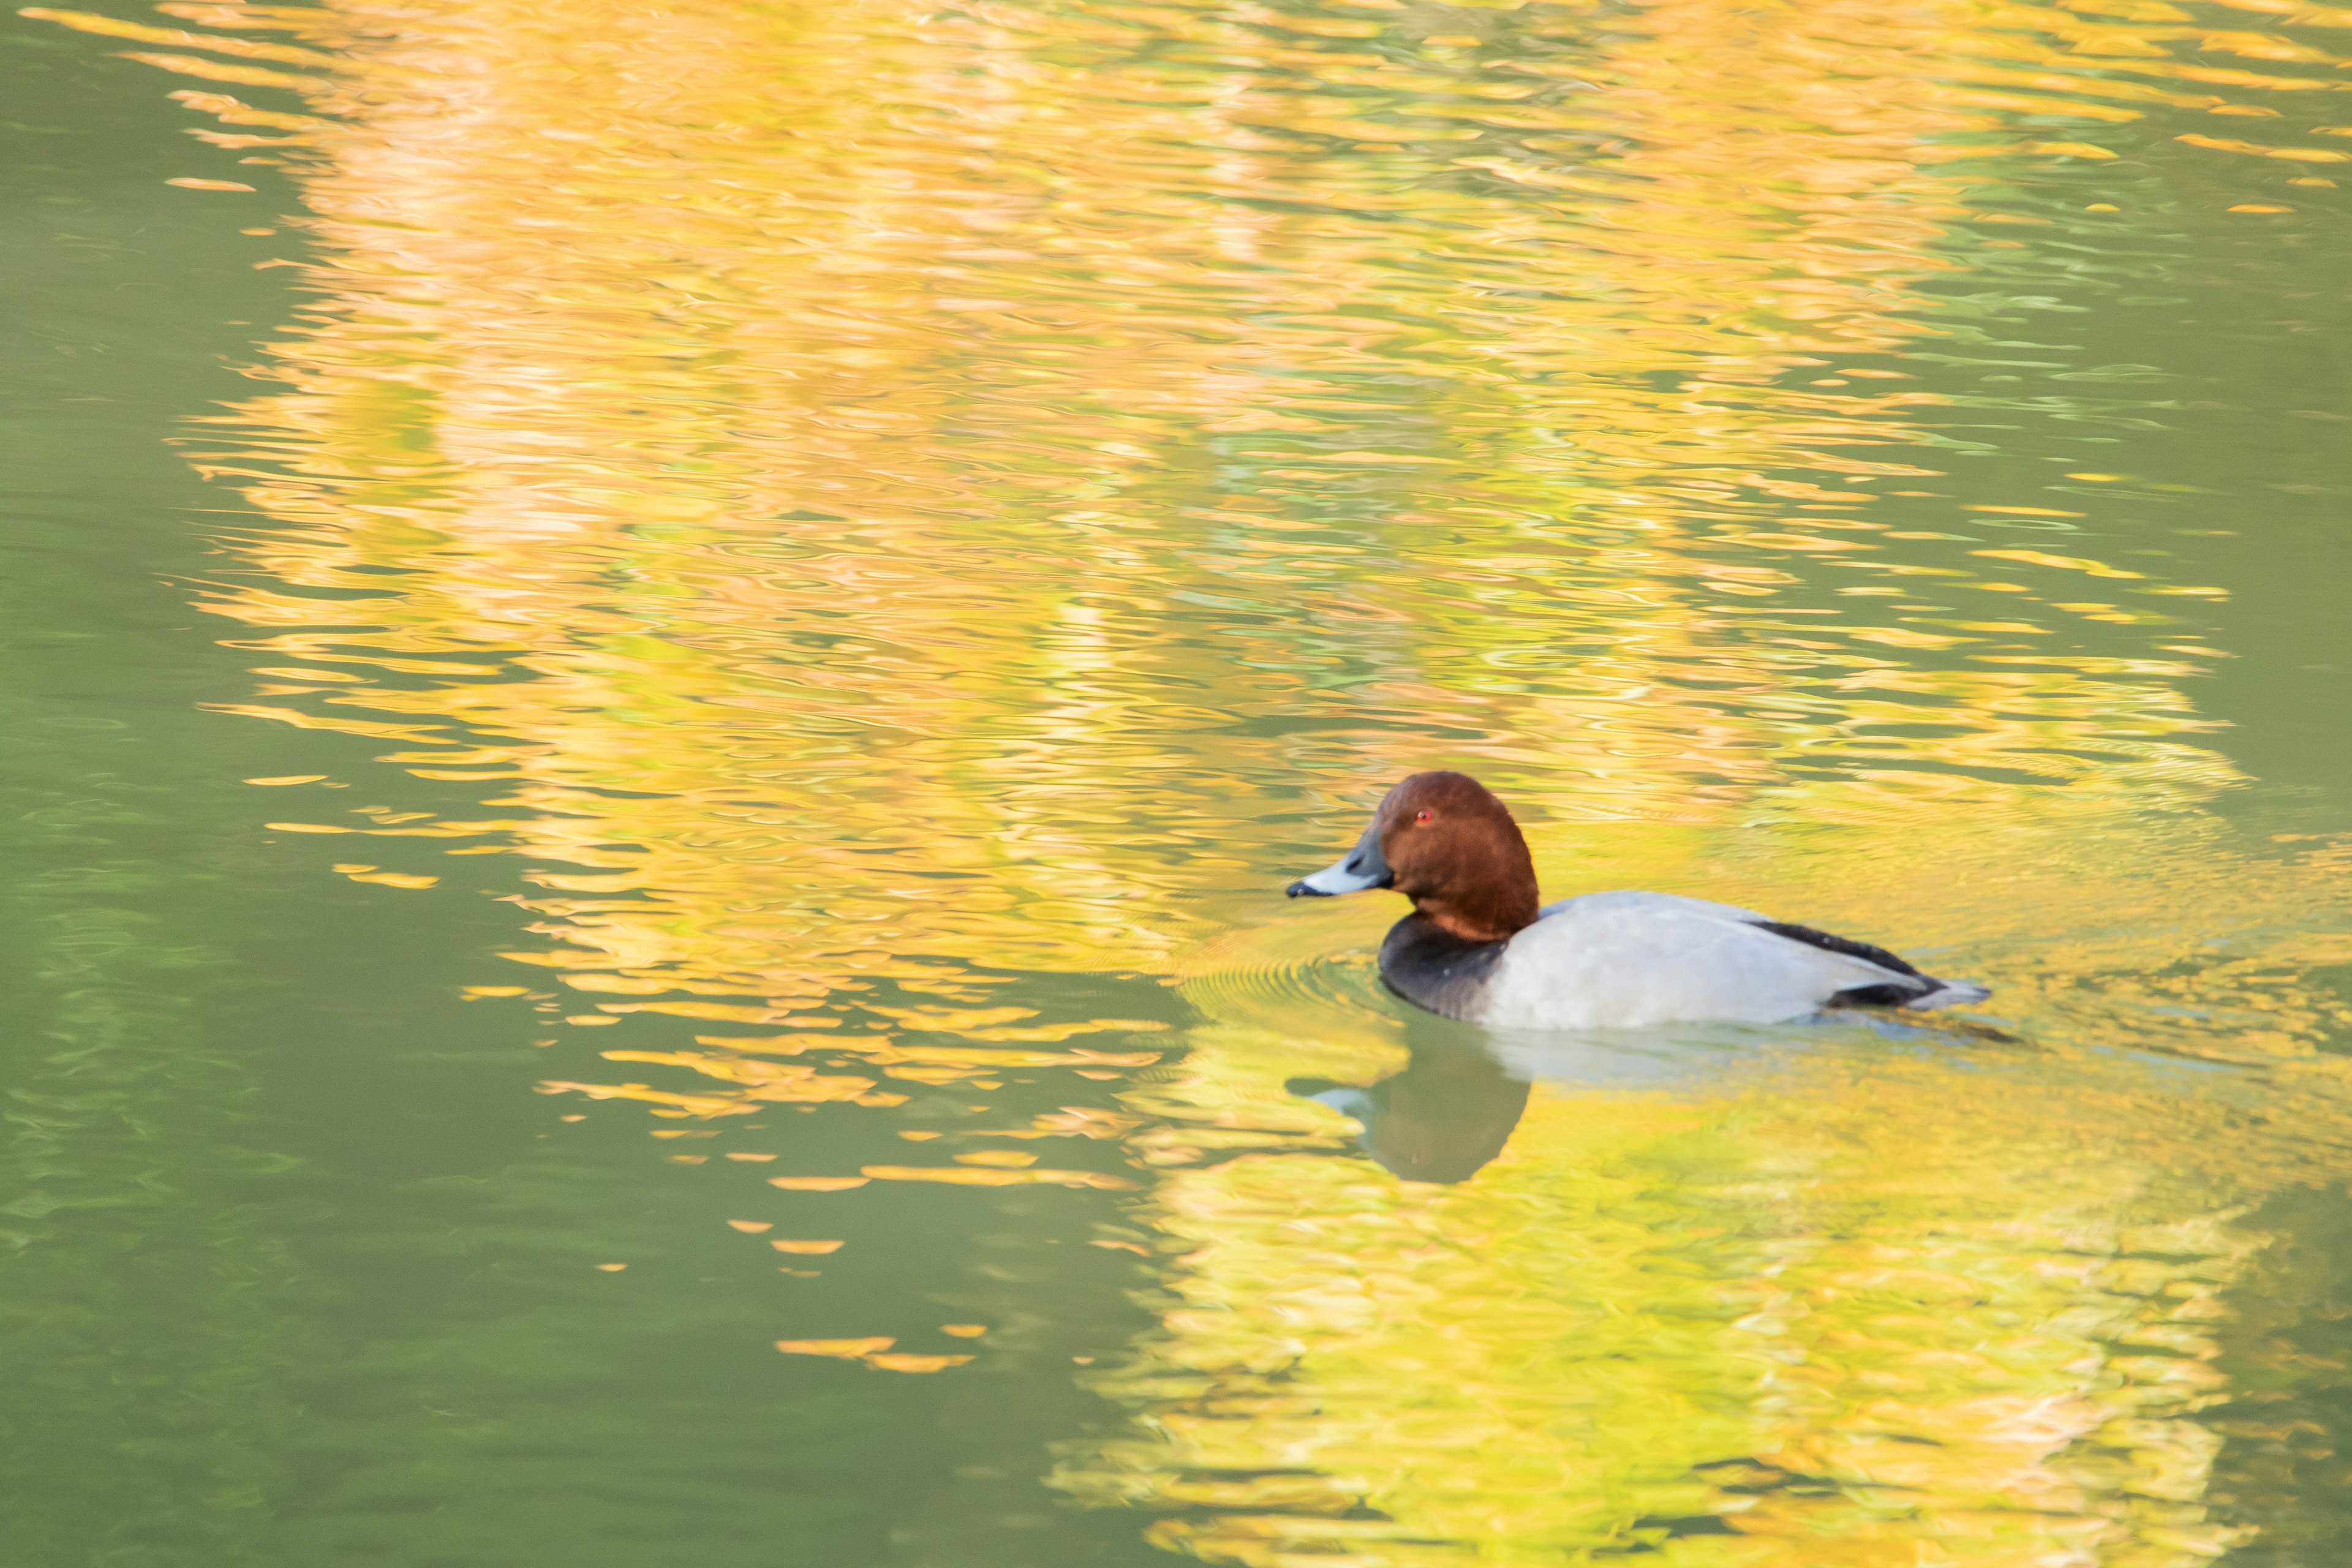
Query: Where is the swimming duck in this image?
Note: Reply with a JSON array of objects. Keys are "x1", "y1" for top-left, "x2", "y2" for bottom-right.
[{"x1": 1286, "y1": 771, "x2": 1989, "y2": 1030}]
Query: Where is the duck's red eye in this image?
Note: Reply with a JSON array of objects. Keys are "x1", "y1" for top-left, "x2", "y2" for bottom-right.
[{"x1": 1414, "y1": 809, "x2": 1433, "y2": 824}]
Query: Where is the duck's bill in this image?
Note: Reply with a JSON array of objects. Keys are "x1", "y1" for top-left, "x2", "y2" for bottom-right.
[{"x1": 1285, "y1": 820, "x2": 1392, "y2": 897}]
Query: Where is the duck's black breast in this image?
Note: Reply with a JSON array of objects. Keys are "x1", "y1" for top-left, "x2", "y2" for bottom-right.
[{"x1": 1379, "y1": 914, "x2": 1510, "y2": 1022}]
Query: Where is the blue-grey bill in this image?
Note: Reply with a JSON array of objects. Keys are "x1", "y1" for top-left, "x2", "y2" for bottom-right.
[{"x1": 1286, "y1": 818, "x2": 1392, "y2": 897}]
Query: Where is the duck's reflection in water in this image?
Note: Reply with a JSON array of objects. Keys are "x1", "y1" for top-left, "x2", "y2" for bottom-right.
[
  {"x1": 1285, "y1": 1014, "x2": 1934, "y2": 1186},
  {"x1": 1287, "y1": 1036, "x2": 1531, "y2": 1187}
]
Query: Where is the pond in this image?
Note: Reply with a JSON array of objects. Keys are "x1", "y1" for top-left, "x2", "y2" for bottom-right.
[{"x1": 4, "y1": 0, "x2": 2350, "y2": 1562}]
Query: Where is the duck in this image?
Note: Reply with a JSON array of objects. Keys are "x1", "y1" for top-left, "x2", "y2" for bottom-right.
[{"x1": 1286, "y1": 771, "x2": 1989, "y2": 1030}]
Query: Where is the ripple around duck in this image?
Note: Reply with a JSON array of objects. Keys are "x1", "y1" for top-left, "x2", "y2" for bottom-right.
[
  {"x1": 1172, "y1": 908, "x2": 1406, "y2": 1044},
  {"x1": 1176, "y1": 900, "x2": 2035, "y2": 1099}
]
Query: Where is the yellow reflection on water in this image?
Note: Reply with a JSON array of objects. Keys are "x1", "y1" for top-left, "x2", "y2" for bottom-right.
[
  {"x1": 99, "y1": 0, "x2": 2347, "y2": 1008},
  {"x1": 43, "y1": 0, "x2": 2352, "y2": 1556},
  {"x1": 1071, "y1": 1052, "x2": 2294, "y2": 1564}
]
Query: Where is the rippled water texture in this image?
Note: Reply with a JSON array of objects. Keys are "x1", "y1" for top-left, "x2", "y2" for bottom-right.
[{"x1": 7, "y1": 0, "x2": 2352, "y2": 1561}]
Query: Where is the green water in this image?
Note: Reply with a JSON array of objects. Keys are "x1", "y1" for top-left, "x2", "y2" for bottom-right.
[{"x1": 4, "y1": 0, "x2": 2351, "y2": 1563}]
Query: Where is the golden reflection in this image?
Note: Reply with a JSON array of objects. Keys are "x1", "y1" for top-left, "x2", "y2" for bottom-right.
[
  {"x1": 1067, "y1": 1043, "x2": 2298, "y2": 1565},
  {"x1": 69, "y1": 0, "x2": 2345, "y2": 1030},
  {"x1": 39, "y1": 0, "x2": 2352, "y2": 1558}
]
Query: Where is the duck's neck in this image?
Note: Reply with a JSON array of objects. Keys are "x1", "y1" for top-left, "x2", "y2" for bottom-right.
[
  {"x1": 1409, "y1": 880, "x2": 1539, "y2": 944},
  {"x1": 1380, "y1": 915, "x2": 1512, "y2": 1023}
]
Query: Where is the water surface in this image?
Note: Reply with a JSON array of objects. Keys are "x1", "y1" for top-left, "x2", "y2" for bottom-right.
[{"x1": 5, "y1": 0, "x2": 2351, "y2": 1562}]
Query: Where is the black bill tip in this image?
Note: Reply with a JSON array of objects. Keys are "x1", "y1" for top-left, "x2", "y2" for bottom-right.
[{"x1": 1285, "y1": 880, "x2": 1330, "y2": 898}]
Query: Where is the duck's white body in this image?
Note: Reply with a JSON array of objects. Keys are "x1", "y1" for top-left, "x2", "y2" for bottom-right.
[{"x1": 1472, "y1": 892, "x2": 1985, "y2": 1030}]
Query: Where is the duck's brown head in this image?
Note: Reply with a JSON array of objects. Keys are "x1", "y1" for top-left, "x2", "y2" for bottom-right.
[{"x1": 1285, "y1": 771, "x2": 1540, "y2": 943}]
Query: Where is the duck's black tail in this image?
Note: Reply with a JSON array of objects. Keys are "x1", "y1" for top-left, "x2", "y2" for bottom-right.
[{"x1": 1750, "y1": 919, "x2": 1989, "y2": 1011}]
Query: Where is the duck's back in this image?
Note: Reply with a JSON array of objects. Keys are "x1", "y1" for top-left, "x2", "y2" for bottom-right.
[{"x1": 1474, "y1": 891, "x2": 1943, "y2": 1030}]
